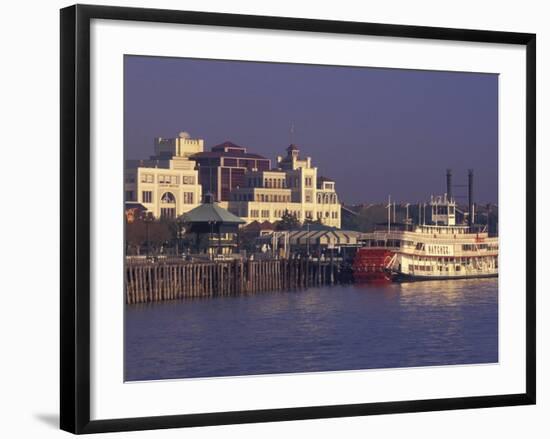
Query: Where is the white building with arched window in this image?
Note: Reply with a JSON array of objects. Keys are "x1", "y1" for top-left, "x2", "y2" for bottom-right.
[{"x1": 125, "y1": 148, "x2": 202, "y2": 219}]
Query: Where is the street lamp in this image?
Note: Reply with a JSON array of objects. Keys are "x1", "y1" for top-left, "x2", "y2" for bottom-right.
[
  {"x1": 306, "y1": 222, "x2": 310, "y2": 257},
  {"x1": 143, "y1": 211, "x2": 154, "y2": 259},
  {"x1": 209, "y1": 220, "x2": 214, "y2": 258},
  {"x1": 176, "y1": 217, "x2": 185, "y2": 256}
]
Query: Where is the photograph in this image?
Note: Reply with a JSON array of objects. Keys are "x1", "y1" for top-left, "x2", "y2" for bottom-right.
[
  {"x1": 0, "y1": 0, "x2": 542, "y2": 436},
  {"x1": 123, "y1": 55, "x2": 499, "y2": 382}
]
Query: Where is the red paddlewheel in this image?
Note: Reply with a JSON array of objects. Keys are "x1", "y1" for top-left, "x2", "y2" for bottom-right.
[{"x1": 352, "y1": 248, "x2": 395, "y2": 283}]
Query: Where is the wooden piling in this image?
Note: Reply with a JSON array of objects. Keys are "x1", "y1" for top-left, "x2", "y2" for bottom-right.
[{"x1": 125, "y1": 257, "x2": 346, "y2": 304}]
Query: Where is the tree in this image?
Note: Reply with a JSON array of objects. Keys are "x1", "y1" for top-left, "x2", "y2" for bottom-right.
[
  {"x1": 159, "y1": 217, "x2": 182, "y2": 254},
  {"x1": 125, "y1": 214, "x2": 172, "y2": 255},
  {"x1": 126, "y1": 219, "x2": 147, "y2": 255},
  {"x1": 147, "y1": 220, "x2": 172, "y2": 254},
  {"x1": 276, "y1": 209, "x2": 299, "y2": 231}
]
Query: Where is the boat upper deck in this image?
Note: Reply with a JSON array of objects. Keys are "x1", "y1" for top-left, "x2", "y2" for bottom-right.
[{"x1": 359, "y1": 225, "x2": 498, "y2": 258}]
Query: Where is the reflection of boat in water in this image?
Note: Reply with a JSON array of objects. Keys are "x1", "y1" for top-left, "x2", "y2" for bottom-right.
[{"x1": 353, "y1": 193, "x2": 498, "y2": 283}]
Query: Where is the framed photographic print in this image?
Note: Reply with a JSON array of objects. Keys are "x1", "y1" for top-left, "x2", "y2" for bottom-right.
[{"x1": 60, "y1": 4, "x2": 536, "y2": 434}]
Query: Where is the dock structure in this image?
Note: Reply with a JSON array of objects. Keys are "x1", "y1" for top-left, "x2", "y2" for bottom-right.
[{"x1": 125, "y1": 258, "x2": 350, "y2": 304}]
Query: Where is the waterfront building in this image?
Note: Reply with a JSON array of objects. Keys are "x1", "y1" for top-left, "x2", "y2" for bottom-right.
[
  {"x1": 278, "y1": 229, "x2": 359, "y2": 250},
  {"x1": 256, "y1": 228, "x2": 359, "y2": 259},
  {"x1": 190, "y1": 141, "x2": 271, "y2": 202},
  {"x1": 124, "y1": 133, "x2": 203, "y2": 219},
  {"x1": 227, "y1": 144, "x2": 341, "y2": 228},
  {"x1": 125, "y1": 133, "x2": 341, "y2": 228}
]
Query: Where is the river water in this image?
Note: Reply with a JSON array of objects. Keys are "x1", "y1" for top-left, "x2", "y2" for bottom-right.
[{"x1": 125, "y1": 278, "x2": 498, "y2": 381}]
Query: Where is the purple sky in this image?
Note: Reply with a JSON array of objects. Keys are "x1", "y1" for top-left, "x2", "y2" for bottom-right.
[{"x1": 124, "y1": 56, "x2": 498, "y2": 205}]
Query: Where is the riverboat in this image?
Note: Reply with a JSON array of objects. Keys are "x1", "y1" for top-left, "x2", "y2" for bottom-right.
[{"x1": 353, "y1": 194, "x2": 498, "y2": 282}]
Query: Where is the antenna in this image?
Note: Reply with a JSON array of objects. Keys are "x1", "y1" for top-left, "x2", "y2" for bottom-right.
[
  {"x1": 486, "y1": 203, "x2": 491, "y2": 235},
  {"x1": 468, "y1": 169, "x2": 474, "y2": 227},
  {"x1": 289, "y1": 122, "x2": 295, "y2": 145}
]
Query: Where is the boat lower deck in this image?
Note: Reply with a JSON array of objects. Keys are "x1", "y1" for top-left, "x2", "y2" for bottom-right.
[{"x1": 393, "y1": 272, "x2": 498, "y2": 282}]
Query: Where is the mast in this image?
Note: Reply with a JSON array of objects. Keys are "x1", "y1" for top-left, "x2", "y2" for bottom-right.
[
  {"x1": 468, "y1": 169, "x2": 474, "y2": 227},
  {"x1": 387, "y1": 195, "x2": 391, "y2": 233}
]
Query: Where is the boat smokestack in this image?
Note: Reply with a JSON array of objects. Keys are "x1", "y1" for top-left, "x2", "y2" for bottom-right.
[
  {"x1": 446, "y1": 168, "x2": 452, "y2": 199},
  {"x1": 468, "y1": 169, "x2": 474, "y2": 226}
]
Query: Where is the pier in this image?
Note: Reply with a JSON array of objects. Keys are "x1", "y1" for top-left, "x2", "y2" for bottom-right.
[{"x1": 125, "y1": 258, "x2": 351, "y2": 304}]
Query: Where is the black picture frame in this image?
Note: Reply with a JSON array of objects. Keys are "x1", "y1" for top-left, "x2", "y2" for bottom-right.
[{"x1": 60, "y1": 4, "x2": 536, "y2": 434}]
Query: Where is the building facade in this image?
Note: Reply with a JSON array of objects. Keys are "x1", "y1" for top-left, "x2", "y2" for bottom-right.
[
  {"x1": 124, "y1": 134, "x2": 203, "y2": 219},
  {"x1": 190, "y1": 141, "x2": 271, "y2": 202},
  {"x1": 226, "y1": 145, "x2": 341, "y2": 228},
  {"x1": 125, "y1": 133, "x2": 341, "y2": 228}
]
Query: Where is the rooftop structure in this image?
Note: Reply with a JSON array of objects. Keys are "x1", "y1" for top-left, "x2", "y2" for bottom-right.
[
  {"x1": 154, "y1": 131, "x2": 204, "y2": 159},
  {"x1": 259, "y1": 229, "x2": 359, "y2": 249},
  {"x1": 181, "y1": 195, "x2": 245, "y2": 255},
  {"x1": 181, "y1": 196, "x2": 246, "y2": 226},
  {"x1": 125, "y1": 132, "x2": 205, "y2": 170},
  {"x1": 277, "y1": 144, "x2": 312, "y2": 171}
]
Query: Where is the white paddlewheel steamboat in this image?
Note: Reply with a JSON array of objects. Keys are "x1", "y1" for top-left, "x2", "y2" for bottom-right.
[{"x1": 354, "y1": 194, "x2": 498, "y2": 282}]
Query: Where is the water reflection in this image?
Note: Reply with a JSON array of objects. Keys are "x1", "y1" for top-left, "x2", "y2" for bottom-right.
[{"x1": 125, "y1": 279, "x2": 498, "y2": 381}]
